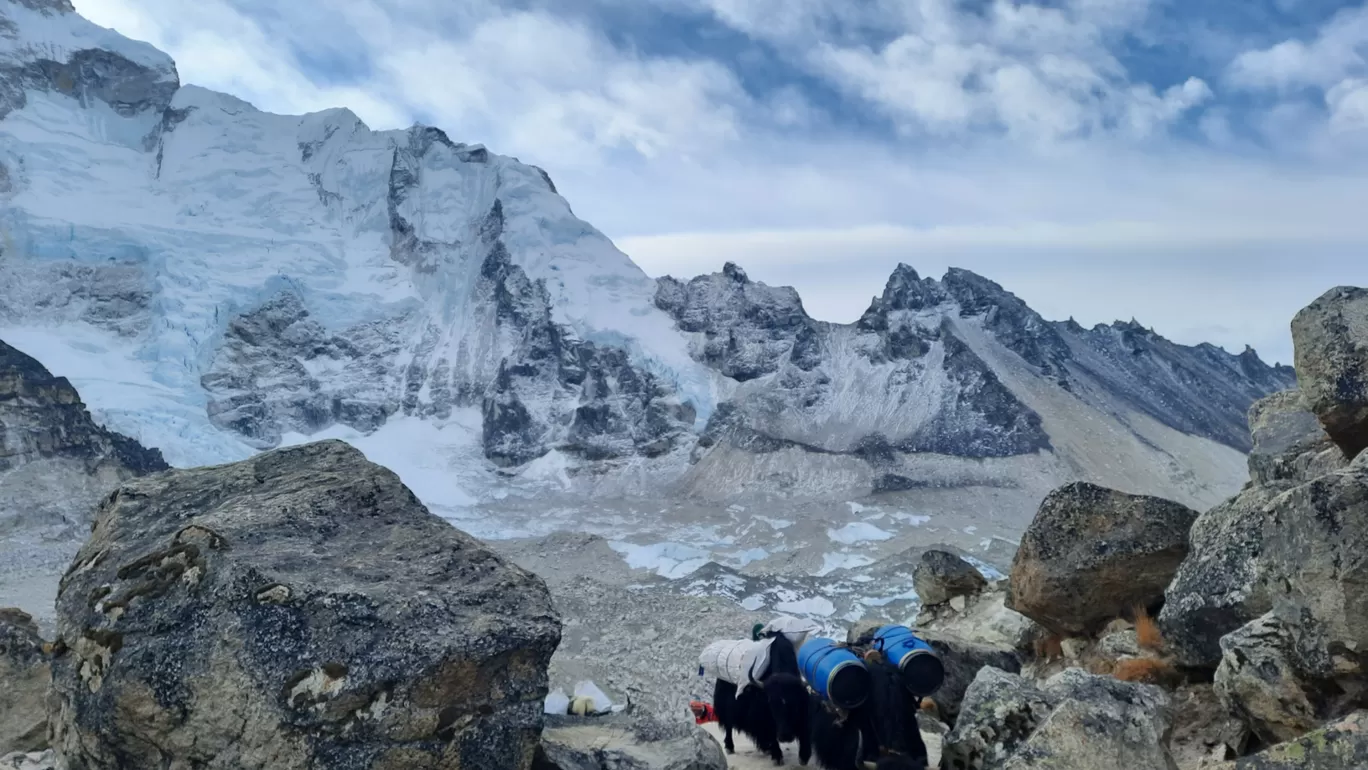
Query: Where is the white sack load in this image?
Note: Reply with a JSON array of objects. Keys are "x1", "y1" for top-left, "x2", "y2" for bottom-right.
[
  {"x1": 763, "y1": 615, "x2": 821, "y2": 648},
  {"x1": 699, "y1": 638, "x2": 774, "y2": 686}
]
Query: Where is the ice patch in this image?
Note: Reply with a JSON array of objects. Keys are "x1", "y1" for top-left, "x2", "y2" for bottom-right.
[
  {"x1": 756, "y1": 516, "x2": 793, "y2": 530},
  {"x1": 827, "y1": 522, "x2": 893, "y2": 544},
  {"x1": 816, "y1": 553, "x2": 875, "y2": 576},
  {"x1": 963, "y1": 525, "x2": 978, "y2": 534},
  {"x1": 891, "y1": 513, "x2": 932, "y2": 526},
  {"x1": 725, "y1": 548, "x2": 770, "y2": 567},
  {"x1": 609, "y1": 541, "x2": 710, "y2": 578},
  {"x1": 847, "y1": 502, "x2": 867, "y2": 515},
  {"x1": 964, "y1": 555, "x2": 1006, "y2": 581},
  {"x1": 774, "y1": 596, "x2": 836, "y2": 618},
  {"x1": 740, "y1": 595, "x2": 767, "y2": 611}
]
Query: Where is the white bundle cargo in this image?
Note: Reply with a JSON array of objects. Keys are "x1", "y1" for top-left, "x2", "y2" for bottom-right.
[
  {"x1": 699, "y1": 638, "x2": 774, "y2": 686},
  {"x1": 763, "y1": 615, "x2": 821, "y2": 648}
]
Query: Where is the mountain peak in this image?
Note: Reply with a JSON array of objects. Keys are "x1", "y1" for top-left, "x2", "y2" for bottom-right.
[{"x1": 722, "y1": 262, "x2": 749, "y2": 283}]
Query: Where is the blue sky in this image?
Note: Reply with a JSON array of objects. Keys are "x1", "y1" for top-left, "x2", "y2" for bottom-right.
[{"x1": 74, "y1": 0, "x2": 1368, "y2": 365}]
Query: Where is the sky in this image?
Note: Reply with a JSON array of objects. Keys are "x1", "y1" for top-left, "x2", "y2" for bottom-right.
[{"x1": 71, "y1": 0, "x2": 1368, "y2": 366}]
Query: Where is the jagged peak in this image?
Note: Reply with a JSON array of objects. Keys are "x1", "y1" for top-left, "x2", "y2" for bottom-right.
[
  {"x1": 722, "y1": 262, "x2": 749, "y2": 283},
  {"x1": 9, "y1": 0, "x2": 74, "y2": 16}
]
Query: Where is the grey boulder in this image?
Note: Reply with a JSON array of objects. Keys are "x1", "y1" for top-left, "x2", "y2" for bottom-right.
[
  {"x1": 942, "y1": 667, "x2": 1058, "y2": 770},
  {"x1": 0, "y1": 609, "x2": 48, "y2": 755},
  {"x1": 48, "y1": 440, "x2": 562, "y2": 770},
  {"x1": 1007, "y1": 482, "x2": 1199, "y2": 636},
  {"x1": 1230, "y1": 711, "x2": 1368, "y2": 769},
  {"x1": 1291, "y1": 286, "x2": 1368, "y2": 459},
  {"x1": 914, "y1": 549, "x2": 988, "y2": 607},
  {"x1": 535, "y1": 713, "x2": 726, "y2": 770},
  {"x1": 1214, "y1": 613, "x2": 1323, "y2": 745}
]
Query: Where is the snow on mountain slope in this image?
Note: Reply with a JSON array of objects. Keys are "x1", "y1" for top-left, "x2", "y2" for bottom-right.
[{"x1": 0, "y1": 0, "x2": 1293, "y2": 530}]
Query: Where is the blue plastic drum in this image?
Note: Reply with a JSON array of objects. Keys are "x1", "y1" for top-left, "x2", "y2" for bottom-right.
[
  {"x1": 798, "y1": 637, "x2": 872, "y2": 710},
  {"x1": 872, "y1": 625, "x2": 944, "y2": 696}
]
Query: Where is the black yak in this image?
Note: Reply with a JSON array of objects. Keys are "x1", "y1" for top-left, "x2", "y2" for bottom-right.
[
  {"x1": 854, "y1": 651, "x2": 930, "y2": 769},
  {"x1": 713, "y1": 631, "x2": 804, "y2": 765}
]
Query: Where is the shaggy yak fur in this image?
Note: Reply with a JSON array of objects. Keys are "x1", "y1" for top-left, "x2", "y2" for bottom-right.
[
  {"x1": 858, "y1": 654, "x2": 930, "y2": 767},
  {"x1": 714, "y1": 632, "x2": 805, "y2": 765}
]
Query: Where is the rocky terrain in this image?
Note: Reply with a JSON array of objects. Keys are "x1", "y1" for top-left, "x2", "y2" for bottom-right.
[{"x1": 2, "y1": 283, "x2": 1368, "y2": 770}]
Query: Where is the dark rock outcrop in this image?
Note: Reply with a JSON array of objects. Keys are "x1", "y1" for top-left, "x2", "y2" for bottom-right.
[
  {"x1": 0, "y1": 609, "x2": 48, "y2": 755},
  {"x1": 1291, "y1": 286, "x2": 1368, "y2": 459},
  {"x1": 1007, "y1": 482, "x2": 1199, "y2": 636},
  {"x1": 1229, "y1": 711, "x2": 1368, "y2": 769},
  {"x1": 942, "y1": 667, "x2": 1056, "y2": 770},
  {"x1": 49, "y1": 440, "x2": 562, "y2": 770},
  {"x1": 913, "y1": 549, "x2": 988, "y2": 607},
  {"x1": 0, "y1": 339, "x2": 168, "y2": 534}
]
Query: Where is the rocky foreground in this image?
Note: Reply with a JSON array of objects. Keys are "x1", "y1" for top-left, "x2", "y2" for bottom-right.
[{"x1": 2, "y1": 284, "x2": 1368, "y2": 769}]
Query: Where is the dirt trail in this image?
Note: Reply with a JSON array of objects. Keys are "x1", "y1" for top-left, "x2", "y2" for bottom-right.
[{"x1": 699, "y1": 722, "x2": 942, "y2": 769}]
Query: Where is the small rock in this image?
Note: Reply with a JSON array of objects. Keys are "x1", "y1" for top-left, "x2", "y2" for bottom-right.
[
  {"x1": 1007, "y1": 482, "x2": 1199, "y2": 636},
  {"x1": 1246, "y1": 390, "x2": 1348, "y2": 486},
  {"x1": 0, "y1": 609, "x2": 49, "y2": 755},
  {"x1": 1214, "y1": 613, "x2": 1323, "y2": 745},
  {"x1": 538, "y1": 712, "x2": 726, "y2": 770},
  {"x1": 914, "y1": 550, "x2": 988, "y2": 607},
  {"x1": 942, "y1": 667, "x2": 1058, "y2": 770},
  {"x1": 1291, "y1": 285, "x2": 1368, "y2": 459},
  {"x1": 1167, "y1": 685, "x2": 1249, "y2": 770},
  {"x1": 915, "y1": 582, "x2": 1042, "y2": 655},
  {"x1": 1231, "y1": 711, "x2": 1368, "y2": 768},
  {"x1": 0, "y1": 750, "x2": 56, "y2": 770},
  {"x1": 950, "y1": 595, "x2": 968, "y2": 612}
]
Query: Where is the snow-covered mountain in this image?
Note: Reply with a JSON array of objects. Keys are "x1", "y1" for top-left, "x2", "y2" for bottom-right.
[{"x1": 0, "y1": 0, "x2": 1293, "y2": 528}]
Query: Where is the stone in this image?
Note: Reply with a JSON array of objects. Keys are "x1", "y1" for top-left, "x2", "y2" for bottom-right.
[
  {"x1": 0, "y1": 609, "x2": 48, "y2": 755},
  {"x1": 0, "y1": 751, "x2": 55, "y2": 770},
  {"x1": 1214, "y1": 613, "x2": 1323, "y2": 745},
  {"x1": 535, "y1": 713, "x2": 726, "y2": 770},
  {"x1": 916, "y1": 583, "x2": 1042, "y2": 655},
  {"x1": 921, "y1": 632, "x2": 1023, "y2": 724},
  {"x1": 942, "y1": 667, "x2": 1058, "y2": 770},
  {"x1": 1291, "y1": 286, "x2": 1368, "y2": 459},
  {"x1": 1166, "y1": 685, "x2": 1248, "y2": 770},
  {"x1": 1231, "y1": 711, "x2": 1368, "y2": 769},
  {"x1": 1257, "y1": 464, "x2": 1368, "y2": 680},
  {"x1": 1007, "y1": 482, "x2": 1200, "y2": 636},
  {"x1": 1159, "y1": 485, "x2": 1281, "y2": 669},
  {"x1": 48, "y1": 440, "x2": 562, "y2": 770},
  {"x1": 914, "y1": 549, "x2": 988, "y2": 607},
  {"x1": 998, "y1": 669, "x2": 1176, "y2": 770}
]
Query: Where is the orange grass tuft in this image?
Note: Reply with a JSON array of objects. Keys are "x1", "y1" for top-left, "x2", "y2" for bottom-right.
[
  {"x1": 1133, "y1": 604, "x2": 1164, "y2": 652},
  {"x1": 1111, "y1": 657, "x2": 1176, "y2": 685},
  {"x1": 1034, "y1": 633, "x2": 1064, "y2": 661}
]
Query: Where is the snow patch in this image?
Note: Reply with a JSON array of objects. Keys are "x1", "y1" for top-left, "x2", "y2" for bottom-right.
[
  {"x1": 774, "y1": 596, "x2": 836, "y2": 618},
  {"x1": 826, "y1": 522, "x2": 894, "y2": 545},
  {"x1": 609, "y1": 541, "x2": 710, "y2": 579}
]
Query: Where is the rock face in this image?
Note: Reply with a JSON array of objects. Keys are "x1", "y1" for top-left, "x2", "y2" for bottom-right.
[
  {"x1": 0, "y1": 751, "x2": 54, "y2": 770},
  {"x1": 1291, "y1": 286, "x2": 1368, "y2": 459},
  {"x1": 1214, "y1": 613, "x2": 1323, "y2": 745},
  {"x1": 536, "y1": 713, "x2": 726, "y2": 770},
  {"x1": 1007, "y1": 482, "x2": 1200, "y2": 635},
  {"x1": 48, "y1": 440, "x2": 561, "y2": 770},
  {"x1": 1160, "y1": 390, "x2": 1350, "y2": 668},
  {"x1": 0, "y1": 609, "x2": 48, "y2": 755},
  {"x1": 1257, "y1": 463, "x2": 1368, "y2": 682},
  {"x1": 1230, "y1": 711, "x2": 1368, "y2": 769},
  {"x1": 0, "y1": 339, "x2": 167, "y2": 535},
  {"x1": 914, "y1": 550, "x2": 988, "y2": 607},
  {"x1": 942, "y1": 667, "x2": 1058, "y2": 770},
  {"x1": 915, "y1": 582, "x2": 1041, "y2": 655},
  {"x1": 1001, "y1": 669, "x2": 1175, "y2": 770},
  {"x1": 920, "y1": 632, "x2": 1023, "y2": 724}
]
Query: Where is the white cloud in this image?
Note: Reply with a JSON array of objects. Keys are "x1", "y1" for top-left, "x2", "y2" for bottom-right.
[
  {"x1": 1328, "y1": 78, "x2": 1368, "y2": 133},
  {"x1": 1227, "y1": 5, "x2": 1368, "y2": 91}
]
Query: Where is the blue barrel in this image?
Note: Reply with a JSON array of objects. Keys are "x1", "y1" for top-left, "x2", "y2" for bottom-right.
[
  {"x1": 798, "y1": 638, "x2": 871, "y2": 710},
  {"x1": 872, "y1": 625, "x2": 944, "y2": 696}
]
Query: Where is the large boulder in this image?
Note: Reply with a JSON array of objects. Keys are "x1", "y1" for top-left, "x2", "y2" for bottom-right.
[
  {"x1": 1159, "y1": 486, "x2": 1280, "y2": 669},
  {"x1": 1000, "y1": 669, "x2": 1176, "y2": 770},
  {"x1": 1258, "y1": 464, "x2": 1368, "y2": 682},
  {"x1": 1230, "y1": 711, "x2": 1368, "y2": 769},
  {"x1": 1246, "y1": 390, "x2": 1348, "y2": 487},
  {"x1": 942, "y1": 667, "x2": 1058, "y2": 770},
  {"x1": 48, "y1": 440, "x2": 562, "y2": 770},
  {"x1": 914, "y1": 550, "x2": 988, "y2": 607},
  {"x1": 1291, "y1": 286, "x2": 1368, "y2": 460},
  {"x1": 0, "y1": 609, "x2": 48, "y2": 755},
  {"x1": 1214, "y1": 613, "x2": 1323, "y2": 745},
  {"x1": 1166, "y1": 685, "x2": 1248, "y2": 769},
  {"x1": 1007, "y1": 482, "x2": 1200, "y2": 636},
  {"x1": 0, "y1": 751, "x2": 54, "y2": 770},
  {"x1": 536, "y1": 713, "x2": 726, "y2": 770},
  {"x1": 915, "y1": 582, "x2": 1042, "y2": 655},
  {"x1": 920, "y1": 632, "x2": 1023, "y2": 724}
]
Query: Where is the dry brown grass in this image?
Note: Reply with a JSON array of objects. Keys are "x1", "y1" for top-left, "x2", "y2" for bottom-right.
[
  {"x1": 1133, "y1": 604, "x2": 1163, "y2": 651},
  {"x1": 1111, "y1": 657, "x2": 1177, "y2": 686},
  {"x1": 1034, "y1": 633, "x2": 1065, "y2": 661}
]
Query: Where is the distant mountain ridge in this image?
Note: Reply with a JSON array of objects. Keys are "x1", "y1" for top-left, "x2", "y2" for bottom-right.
[{"x1": 0, "y1": 0, "x2": 1292, "y2": 515}]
